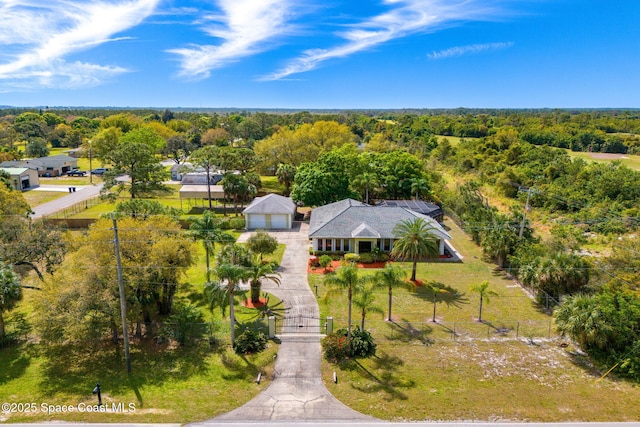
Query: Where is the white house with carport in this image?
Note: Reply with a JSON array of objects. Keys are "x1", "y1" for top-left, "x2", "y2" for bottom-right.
[
  {"x1": 308, "y1": 199, "x2": 451, "y2": 256},
  {"x1": 0, "y1": 167, "x2": 40, "y2": 191},
  {"x1": 243, "y1": 193, "x2": 296, "y2": 230}
]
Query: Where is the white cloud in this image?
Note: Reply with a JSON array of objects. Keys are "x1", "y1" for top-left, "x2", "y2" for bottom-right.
[
  {"x1": 264, "y1": 0, "x2": 505, "y2": 81},
  {"x1": 0, "y1": 0, "x2": 159, "y2": 90},
  {"x1": 427, "y1": 42, "x2": 514, "y2": 59},
  {"x1": 168, "y1": 0, "x2": 296, "y2": 79}
]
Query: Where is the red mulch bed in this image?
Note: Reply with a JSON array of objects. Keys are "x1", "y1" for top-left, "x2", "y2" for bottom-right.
[
  {"x1": 308, "y1": 259, "x2": 389, "y2": 274},
  {"x1": 242, "y1": 297, "x2": 268, "y2": 308}
]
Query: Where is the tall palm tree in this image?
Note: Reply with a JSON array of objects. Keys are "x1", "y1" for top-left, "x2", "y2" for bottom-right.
[
  {"x1": 247, "y1": 258, "x2": 281, "y2": 304},
  {"x1": 373, "y1": 263, "x2": 410, "y2": 321},
  {"x1": 189, "y1": 211, "x2": 234, "y2": 279},
  {"x1": 469, "y1": 280, "x2": 498, "y2": 322},
  {"x1": 0, "y1": 262, "x2": 22, "y2": 338},
  {"x1": 391, "y1": 218, "x2": 440, "y2": 282},
  {"x1": 211, "y1": 263, "x2": 250, "y2": 346},
  {"x1": 323, "y1": 265, "x2": 369, "y2": 341},
  {"x1": 353, "y1": 284, "x2": 384, "y2": 330},
  {"x1": 410, "y1": 177, "x2": 429, "y2": 201},
  {"x1": 276, "y1": 163, "x2": 297, "y2": 197},
  {"x1": 352, "y1": 172, "x2": 379, "y2": 204}
]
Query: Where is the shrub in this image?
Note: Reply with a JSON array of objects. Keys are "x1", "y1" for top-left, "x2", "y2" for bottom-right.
[
  {"x1": 227, "y1": 217, "x2": 246, "y2": 230},
  {"x1": 350, "y1": 327, "x2": 377, "y2": 357},
  {"x1": 344, "y1": 253, "x2": 360, "y2": 264},
  {"x1": 318, "y1": 254, "x2": 333, "y2": 269},
  {"x1": 358, "y1": 252, "x2": 375, "y2": 264},
  {"x1": 162, "y1": 302, "x2": 205, "y2": 346},
  {"x1": 322, "y1": 332, "x2": 352, "y2": 362},
  {"x1": 233, "y1": 328, "x2": 267, "y2": 354},
  {"x1": 322, "y1": 327, "x2": 377, "y2": 361}
]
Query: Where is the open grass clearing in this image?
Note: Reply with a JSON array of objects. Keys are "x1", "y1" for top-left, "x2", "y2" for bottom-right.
[
  {"x1": 22, "y1": 191, "x2": 67, "y2": 207},
  {"x1": 315, "y1": 218, "x2": 640, "y2": 421},
  {"x1": 565, "y1": 149, "x2": 640, "y2": 171}
]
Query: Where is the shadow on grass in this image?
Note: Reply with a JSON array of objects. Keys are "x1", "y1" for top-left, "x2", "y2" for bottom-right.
[
  {"x1": 385, "y1": 320, "x2": 434, "y2": 346},
  {"x1": 38, "y1": 339, "x2": 215, "y2": 403},
  {"x1": 0, "y1": 345, "x2": 32, "y2": 385},
  {"x1": 340, "y1": 352, "x2": 415, "y2": 401}
]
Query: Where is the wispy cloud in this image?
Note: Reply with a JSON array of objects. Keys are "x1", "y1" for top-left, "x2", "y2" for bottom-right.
[
  {"x1": 263, "y1": 0, "x2": 505, "y2": 81},
  {"x1": 427, "y1": 41, "x2": 514, "y2": 59},
  {"x1": 0, "y1": 0, "x2": 159, "y2": 90},
  {"x1": 168, "y1": 0, "x2": 296, "y2": 79}
]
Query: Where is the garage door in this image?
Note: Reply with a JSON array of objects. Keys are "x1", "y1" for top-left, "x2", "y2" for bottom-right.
[
  {"x1": 271, "y1": 214, "x2": 288, "y2": 229},
  {"x1": 248, "y1": 214, "x2": 267, "y2": 229}
]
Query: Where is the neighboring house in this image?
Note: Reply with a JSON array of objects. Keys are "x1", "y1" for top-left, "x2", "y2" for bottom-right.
[
  {"x1": 170, "y1": 163, "x2": 195, "y2": 181},
  {"x1": 308, "y1": 199, "x2": 451, "y2": 256},
  {"x1": 1, "y1": 155, "x2": 78, "y2": 177},
  {"x1": 377, "y1": 200, "x2": 444, "y2": 222},
  {"x1": 180, "y1": 172, "x2": 224, "y2": 185},
  {"x1": 243, "y1": 193, "x2": 297, "y2": 230},
  {"x1": 0, "y1": 167, "x2": 40, "y2": 191}
]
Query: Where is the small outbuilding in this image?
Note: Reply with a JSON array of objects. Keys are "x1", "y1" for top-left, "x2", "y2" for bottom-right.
[
  {"x1": 0, "y1": 167, "x2": 40, "y2": 191},
  {"x1": 242, "y1": 193, "x2": 296, "y2": 230}
]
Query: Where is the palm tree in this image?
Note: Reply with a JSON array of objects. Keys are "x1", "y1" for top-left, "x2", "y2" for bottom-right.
[
  {"x1": 353, "y1": 284, "x2": 384, "y2": 330},
  {"x1": 189, "y1": 211, "x2": 234, "y2": 279},
  {"x1": 469, "y1": 280, "x2": 498, "y2": 322},
  {"x1": 555, "y1": 293, "x2": 612, "y2": 349},
  {"x1": 423, "y1": 281, "x2": 466, "y2": 322},
  {"x1": 276, "y1": 163, "x2": 297, "y2": 196},
  {"x1": 352, "y1": 172, "x2": 379, "y2": 204},
  {"x1": 391, "y1": 218, "x2": 440, "y2": 282},
  {"x1": 211, "y1": 263, "x2": 251, "y2": 346},
  {"x1": 323, "y1": 265, "x2": 369, "y2": 341},
  {"x1": 410, "y1": 177, "x2": 429, "y2": 201},
  {"x1": 373, "y1": 264, "x2": 410, "y2": 321},
  {"x1": 247, "y1": 257, "x2": 281, "y2": 304}
]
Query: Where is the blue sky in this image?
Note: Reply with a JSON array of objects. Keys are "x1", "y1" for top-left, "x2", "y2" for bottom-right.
[{"x1": 0, "y1": 0, "x2": 638, "y2": 109}]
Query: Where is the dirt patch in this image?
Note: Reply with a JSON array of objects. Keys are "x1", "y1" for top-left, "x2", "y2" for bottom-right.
[{"x1": 242, "y1": 297, "x2": 268, "y2": 308}]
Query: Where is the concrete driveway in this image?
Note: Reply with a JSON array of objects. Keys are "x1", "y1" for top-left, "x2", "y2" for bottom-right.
[{"x1": 197, "y1": 223, "x2": 378, "y2": 423}]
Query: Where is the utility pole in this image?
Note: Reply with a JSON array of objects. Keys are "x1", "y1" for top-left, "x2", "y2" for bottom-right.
[
  {"x1": 519, "y1": 187, "x2": 533, "y2": 238},
  {"x1": 112, "y1": 213, "x2": 131, "y2": 373}
]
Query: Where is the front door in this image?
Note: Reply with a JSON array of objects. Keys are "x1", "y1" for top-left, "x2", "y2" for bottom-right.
[{"x1": 358, "y1": 241, "x2": 372, "y2": 253}]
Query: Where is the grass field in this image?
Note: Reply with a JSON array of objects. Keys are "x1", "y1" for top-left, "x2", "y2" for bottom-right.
[
  {"x1": 565, "y1": 149, "x2": 640, "y2": 171},
  {"x1": 314, "y1": 219, "x2": 640, "y2": 422}
]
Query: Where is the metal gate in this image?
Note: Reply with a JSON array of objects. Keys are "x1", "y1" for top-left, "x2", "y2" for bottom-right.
[{"x1": 274, "y1": 315, "x2": 325, "y2": 335}]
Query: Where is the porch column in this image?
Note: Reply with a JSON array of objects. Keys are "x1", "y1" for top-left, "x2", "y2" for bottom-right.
[{"x1": 439, "y1": 239, "x2": 445, "y2": 256}]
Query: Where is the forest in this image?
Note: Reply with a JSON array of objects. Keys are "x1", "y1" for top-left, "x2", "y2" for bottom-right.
[{"x1": 2, "y1": 107, "x2": 640, "y2": 380}]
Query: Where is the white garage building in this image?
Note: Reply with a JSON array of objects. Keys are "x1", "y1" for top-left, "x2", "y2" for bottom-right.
[{"x1": 242, "y1": 193, "x2": 296, "y2": 230}]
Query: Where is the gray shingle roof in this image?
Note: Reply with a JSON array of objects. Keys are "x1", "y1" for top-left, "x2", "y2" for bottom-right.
[
  {"x1": 309, "y1": 199, "x2": 451, "y2": 240},
  {"x1": 242, "y1": 193, "x2": 296, "y2": 215}
]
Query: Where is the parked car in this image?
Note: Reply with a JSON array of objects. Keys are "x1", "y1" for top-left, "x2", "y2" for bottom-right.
[
  {"x1": 90, "y1": 168, "x2": 108, "y2": 175},
  {"x1": 67, "y1": 169, "x2": 87, "y2": 176}
]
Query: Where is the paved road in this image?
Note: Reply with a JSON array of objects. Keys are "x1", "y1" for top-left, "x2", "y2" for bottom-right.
[
  {"x1": 196, "y1": 223, "x2": 377, "y2": 424},
  {"x1": 30, "y1": 183, "x2": 103, "y2": 218}
]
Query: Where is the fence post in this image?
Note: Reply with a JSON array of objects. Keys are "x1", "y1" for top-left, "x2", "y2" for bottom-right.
[
  {"x1": 268, "y1": 316, "x2": 276, "y2": 339},
  {"x1": 453, "y1": 322, "x2": 456, "y2": 341},
  {"x1": 326, "y1": 317, "x2": 333, "y2": 335},
  {"x1": 487, "y1": 323, "x2": 490, "y2": 339},
  {"x1": 516, "y1": 322, "x2": 519, "y2": 339}
]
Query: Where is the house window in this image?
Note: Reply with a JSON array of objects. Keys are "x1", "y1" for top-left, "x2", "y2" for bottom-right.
[
  {"x1": 317, "y1": 239, "x2": 324, "y2": 252},
  {"x1": 383, "y1": 239, "x2": 391, "y2": 251},
  {"x1": 325, "y1": 239, "x2": 333, "y2": 251},
  {"x1": 343, "y1": 239, "x2": 350, "y2": 252}
]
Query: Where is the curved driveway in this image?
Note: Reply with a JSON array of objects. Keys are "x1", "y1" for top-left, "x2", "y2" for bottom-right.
[{"x1": 200, "y1": 222, "x2": 378, "y2": 423}]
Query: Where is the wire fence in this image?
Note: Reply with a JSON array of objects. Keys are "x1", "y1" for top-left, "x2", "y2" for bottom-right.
[{"x1": 45, "y1": 194, "x2": 103, "y2": 219}]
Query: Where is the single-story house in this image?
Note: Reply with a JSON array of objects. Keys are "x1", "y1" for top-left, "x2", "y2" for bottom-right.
[
  {"x1": 1, "y1": 155, "x2": 78, "y2": 177},
  {"x1": 376, "y1": 200, "x2": 444, "y2": 222},
  {"x1": 243, "y1": 193, "x2": 296, "y2": 229},
  {"x1": 309, "y1": 199, "x2": 451, "y2": 256},
  {"x1": 0, "y1": 167, "x2": 40, "y2": 191}
]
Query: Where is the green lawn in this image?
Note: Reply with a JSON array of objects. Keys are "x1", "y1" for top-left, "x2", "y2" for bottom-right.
[
  {"x1": 22, "y1": 191, "x2": 67, "y2": 207},
  {"x1": 564, "y1": 149, "x2": 640, "y2": 171},
  {"x1": 315, "y1": 218, "x2": 640, "y2": 422}
]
